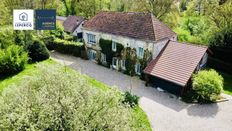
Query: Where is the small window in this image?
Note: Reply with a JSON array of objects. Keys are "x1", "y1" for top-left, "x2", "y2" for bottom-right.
[
  {"x1": 135, "y1": 64, "x2": 141, "y2": 75},
  {"x1": 121, "y1": 60, "x2": 126, "y2": 70},
  {"x1": 138, "y1": 47, "x2": 144, "y2": 58},
  {"x1": 112, "y1": 41, "x2": 117, "y2": 51},
  {"x1": 87, "y1": 33, "x2": 96, "y2": 44}
]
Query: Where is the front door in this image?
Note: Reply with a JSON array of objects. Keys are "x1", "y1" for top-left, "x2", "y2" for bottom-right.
[
  {"x1": 112, "y1": 57, "x2": 119, "y2": 70},
  {"x1": 88, "y1": 50, "x2": 96, "y2": 61}
]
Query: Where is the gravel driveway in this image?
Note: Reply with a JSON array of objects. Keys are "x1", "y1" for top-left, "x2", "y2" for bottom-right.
[{"x1": 51, "y1": 52, "x2": 232, "y2": 131}]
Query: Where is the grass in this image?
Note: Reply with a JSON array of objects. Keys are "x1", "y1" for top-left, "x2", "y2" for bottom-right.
[
  {"x1": 0, "y1": 62, "x2": 48, "y2": 93},
  {"x1": 0, "y1": 59, "x2": 152, "y2": 131},
  {"x1": 132, "y1": 106, "x2": 152, "y2": 130},
  {"x1": 220, "y1": 72, "x2": 232, "y2": 96}
]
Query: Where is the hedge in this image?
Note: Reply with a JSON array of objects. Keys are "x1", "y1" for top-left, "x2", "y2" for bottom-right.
[{"x1": 49, "y1": 38, "x2": 84, "y2": 57}]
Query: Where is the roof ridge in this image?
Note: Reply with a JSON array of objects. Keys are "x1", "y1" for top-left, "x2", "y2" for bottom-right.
[
  {"x1": 150, "y1": 14, "x2": 176, "y2": 41},
  {"x1": 98, "y1": 11, "x2": 149, "y2": 15},
  {"x1": 169, "y1": 40, "x2": 208, "y2": 48},
  {"x1": 150, "y1": 14, "x2": 156, "y2": 42}
]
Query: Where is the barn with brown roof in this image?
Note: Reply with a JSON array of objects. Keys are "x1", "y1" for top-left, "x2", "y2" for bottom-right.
[{"x1": 144, "y1": 41, "x2": 209, "y2": 95}]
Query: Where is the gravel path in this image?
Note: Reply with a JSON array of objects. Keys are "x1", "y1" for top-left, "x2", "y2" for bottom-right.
[{"x1": 51, "y1": 52, "x2": 232, "y2": 131}]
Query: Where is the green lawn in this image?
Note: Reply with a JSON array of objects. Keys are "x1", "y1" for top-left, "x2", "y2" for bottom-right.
[
  {"x1": 220, "y1": 72, "x2": 232, "y2": 96},
  {"x1": 0, "y1": 59, "x2": 151, "y2": 131}
]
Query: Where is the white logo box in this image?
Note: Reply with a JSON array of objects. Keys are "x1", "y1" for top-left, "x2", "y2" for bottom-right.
[{"x1": 13, "y1": 10, "x2": 34, "y2": 30}]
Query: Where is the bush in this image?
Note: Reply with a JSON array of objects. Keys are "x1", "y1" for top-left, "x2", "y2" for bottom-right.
[
  {"x1": 52, "y1": 38, "x2": 84, "y2": 57},
  {"x1": 0, "y1": 65, "x2": 134, "y2": 130},
  {"x1": 192, "y1": 69, "x2": 223, "y2": 102},
  {"x1": 0, "y1": 27, "x2": 14, "y2": 49},
  {"x1": 0, "y1": 45, "x2": 28, "y2": 75},
  {"x1": 26, "y1": 40, "x2": 50, "y2": 62},
  {"x1": 123, "y1": 91, "x2": 139, "y2": 107}
]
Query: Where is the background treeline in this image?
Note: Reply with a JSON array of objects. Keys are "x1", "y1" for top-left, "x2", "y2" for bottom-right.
[{"x1": 0, "y1": 0, "x2": 231, "y2": 71}]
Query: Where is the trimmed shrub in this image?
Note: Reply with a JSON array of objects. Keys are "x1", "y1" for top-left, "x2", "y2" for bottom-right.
[
  {"x1": 53, "y1": 38, "x2": 84, "y2": 57},
  {"x1": 123, "y1": 91, "x2": 139, "y2": 107},
  {"x1": 192, "y1": 69, "x2": 223, "y2": 102},
  {"x1": 0, "y1": 45, "x2": 28, "y2": 75},
  {"x1": 26, "y1": 40, "x2": 50, "y2": 62}
]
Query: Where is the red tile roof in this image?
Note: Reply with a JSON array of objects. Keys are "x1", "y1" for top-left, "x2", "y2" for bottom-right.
[
  {"x1": 144, "y1": 41, "x2": 208, "y2": 86},
  {"x1": 83, "y1": 11, "x2": 176, "y2": 41},
  {"x1": 63, "y1": 16, "x2": 84, "y2": 33}
]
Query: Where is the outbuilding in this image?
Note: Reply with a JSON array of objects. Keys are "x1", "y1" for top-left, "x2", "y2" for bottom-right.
[{"x1": 144, "y1": 41, "x2": 209, "y2": 95}]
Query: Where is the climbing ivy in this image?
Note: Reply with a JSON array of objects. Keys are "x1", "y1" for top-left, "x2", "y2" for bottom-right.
[
  {"x1": 121, "y1": 47, "x2": 137, "y2": 76},
  {"x1": 99, "y1": 38, "x2": 124, "y2": 66},
  {"x1": 139, "y1": 49, "x2": 152, "y2": 79}
]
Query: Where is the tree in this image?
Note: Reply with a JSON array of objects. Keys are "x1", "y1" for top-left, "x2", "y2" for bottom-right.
[
  {"x1": 0, "y1": 65, "x2": 133, "y2": 130},
  {"x1": 209, "y1": 25, "x2": 232, "y2": 63},
  {"x1": 75, "y1": 0, "x2": 97, "y2": 18},
  {"x1": 0, "y1": 2, "x2": 10, "y2": 26},
  {"x1": 192, "y1": 69, "x2": 223, "y2": 102},
  {"x1": 121, "y1": 47, "x2": 137, "y2": 92},
  {"x1": 145, "y1": 0, "x2": 174, "y2": 19},
  {"x1": 207, "y1": 0, "x2": 232, "y2": 29}
]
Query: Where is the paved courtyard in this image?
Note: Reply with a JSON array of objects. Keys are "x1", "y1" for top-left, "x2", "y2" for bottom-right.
[{"x1": 51, "y1": 52, "x2": 232, "y2": 131}]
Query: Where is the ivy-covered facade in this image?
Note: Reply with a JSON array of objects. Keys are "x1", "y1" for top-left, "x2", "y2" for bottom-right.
[{"x1": 82, "y1": 29, "x2": 155, "y2": 76}]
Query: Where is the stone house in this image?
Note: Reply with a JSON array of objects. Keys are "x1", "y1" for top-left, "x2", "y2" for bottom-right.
[{"x1": 82, "y1": 11, "x2": 177, "y2": 75}]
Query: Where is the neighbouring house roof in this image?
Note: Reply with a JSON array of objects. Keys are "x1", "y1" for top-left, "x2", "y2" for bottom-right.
[
  {"x1": 144, "y1": 41, "x2": 208, "y2": 87},
  {"x1": 63, "y1": 16, "x2": 84, "y2": 33},
  {"x1": 83, "y1": 11, "x2": 176, "y2": 42},
  {"x1": 56, "y1": 16, "x2": 67, "y2": 21}
]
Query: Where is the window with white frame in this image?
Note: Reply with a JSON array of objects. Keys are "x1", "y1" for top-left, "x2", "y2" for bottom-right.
[
  {"x1": 87, "y1": 33, "x2": 96, "y2": 44},
  {"x1": 112, "y1": 41, "x2": 117, "y2": 51},
  {"x1": 135, "y1": 64, "x2": 141, "y2": 75},
  {"x1": 138, "y1": 47, "x2": 144, "y2": 58},
  {"x1": 121, "y1": 60, "x2": 126, "y2": 70},
  {"x1": 101, "y1": 53, "x2": 106, "y2": 63}
]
